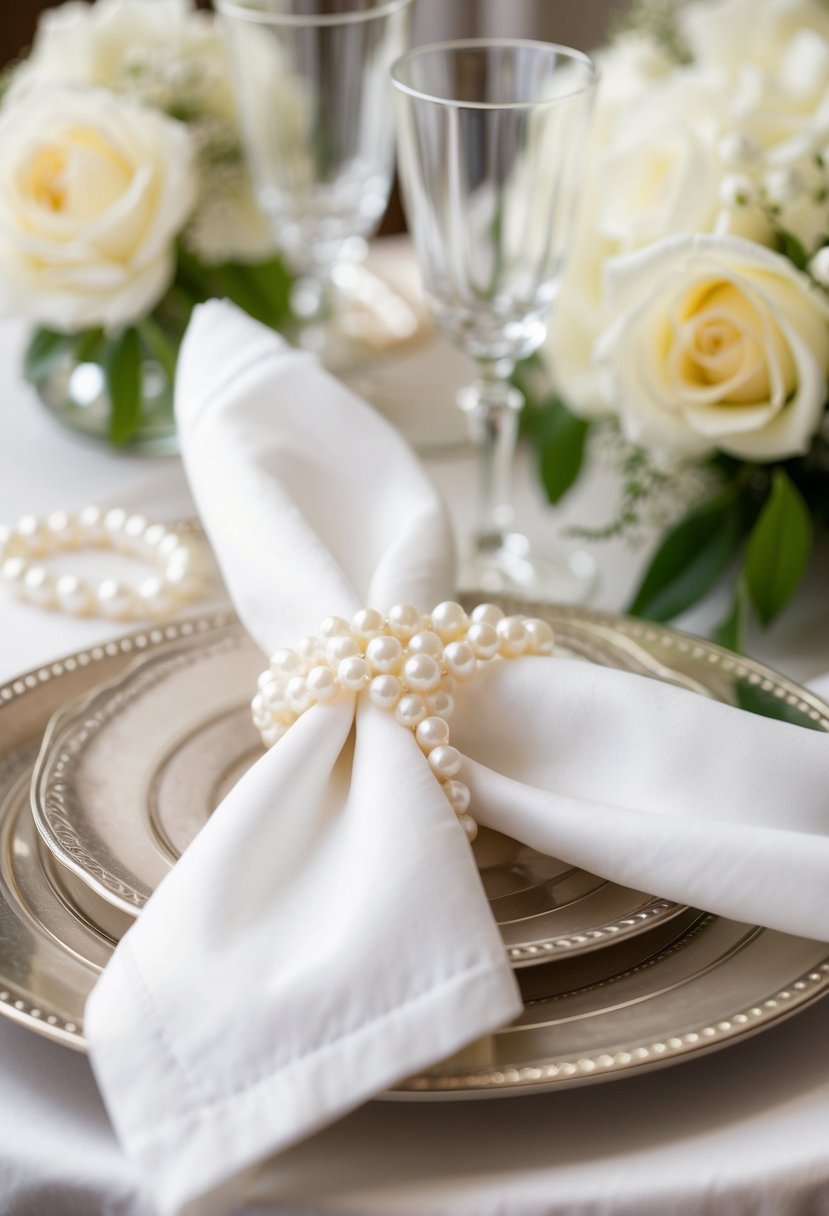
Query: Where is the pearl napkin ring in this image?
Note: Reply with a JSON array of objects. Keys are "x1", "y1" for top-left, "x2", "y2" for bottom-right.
[
  {"x1": 0, "y1": 507, "x2": 210, "y2": 621},
  {"x1": 252, "y1": 601, "x2": 554, "y2": 842}
]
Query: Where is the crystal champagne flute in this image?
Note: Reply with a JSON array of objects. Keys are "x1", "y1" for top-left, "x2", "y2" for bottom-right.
[
  {"x1": 391, "y1": 39, "x2": 597, "y2": 597},
  {"x1": 217, "y1": 0, "x2": 413, "y2": 363}
]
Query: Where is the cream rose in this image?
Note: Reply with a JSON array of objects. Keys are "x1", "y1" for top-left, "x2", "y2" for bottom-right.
[
  {"x1": 596, "y1": 234, "x2": 829, "y2": 460},
  {"x1": 0, "y1": 87, "x2": 197, "y2": 331},
  {"x1": 681, "y1": 0, "x2": 829, "y2": 78},
  {"x1": 9, "y1": 0, "x2": 274, "y2": 264}
]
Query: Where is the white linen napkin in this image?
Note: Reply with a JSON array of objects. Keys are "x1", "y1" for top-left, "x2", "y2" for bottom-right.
[{"x1": 87, "y1": 301, "x2": 829, "y2": 1216}]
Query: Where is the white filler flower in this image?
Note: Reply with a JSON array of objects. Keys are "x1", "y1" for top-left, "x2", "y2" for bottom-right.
[
  {"x1": 0, "y1": 87, "x2": 197, "y2": 331},
  {"x1": 596, "y1": 234, "x2": 829, "y2": 461}
]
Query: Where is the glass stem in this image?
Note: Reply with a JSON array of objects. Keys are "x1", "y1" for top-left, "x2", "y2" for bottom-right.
[
  {"x1": 287, "y1": 265, "x2": 336, "y2": 357},
  {"x1": 458, "y1": 358, "x2": 524, "y2": 555}
]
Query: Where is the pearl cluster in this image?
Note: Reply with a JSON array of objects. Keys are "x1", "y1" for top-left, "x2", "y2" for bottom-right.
[
  {"x1": 252, "y1": 601, "x2": 554, "y2": 842},
  {"x1": 0, "y1": 507, "x2": 210, "y2": 621}
]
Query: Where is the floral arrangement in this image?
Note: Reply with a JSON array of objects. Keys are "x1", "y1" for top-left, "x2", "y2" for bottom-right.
[
  {"x1": 0, "y1": 0, "x2": 291, "y2": 445},
  {"x1": 531, "y1": 0, "x2": 829, "y2": 645}
]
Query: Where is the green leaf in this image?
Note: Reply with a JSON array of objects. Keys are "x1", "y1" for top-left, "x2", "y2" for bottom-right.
[
  {"x1": 744, "y1": 469, "x2": 813, "y2": 626},
  {"x1": 712, "y1": 583, "x2": 746, "y2": 652},
  {"x1": 138, "y1": 316, "x2": 177, "y2": 384},
  {"x1": 778, "y1": 228, "x2": 810, "y2": 272},
  {"x1": 23, "y1": 328, "x2": 79, "y2": 383},
  {"x1": 535, "y1": 398, "x2": 591, "y2": 505},
  {"x1": 628, "y1": 490, "x2": 746, "y2": 621},
  {"x1": 237, "y1": 257, "x2": 293, "y2": 324},
  {"x1": 105, "y1": 328, "x2": 143, "y2": 446},
  {"x1": 735, "y1": 679, "x2": 823, "y2": 731}
]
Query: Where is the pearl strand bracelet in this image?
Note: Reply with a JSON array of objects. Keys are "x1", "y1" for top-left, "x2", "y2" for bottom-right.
[
  {"x1": 0, "y1": 507, "x2": 210, "y2": 621},
  {"x1": 252, "y1": 600, "x2": 554, "y2": 842}
]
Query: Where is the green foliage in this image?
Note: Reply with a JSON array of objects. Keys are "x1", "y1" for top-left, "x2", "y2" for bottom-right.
[
  {"x1": 174, "y1": 247, "x2": 293, "y2": 331},
  {"x1": 743, "y1": 469, "x2": 813, "y2": 626},
  {"x1": 776, "y1": 228, "x2": 810, "y2": 272},
  {"x1": 711, "y1": 583, "x2": 747, "y2": 653},
  {"x1": 533, "y1": 398, "x2": 591, "y2": 505},
  {"x1": 105, "y1": 327, "x2": 143, "y2": 446},
  {"x1": 735, "y1": 678, "x2": 824, "y2": 730},
  {"x1": 628, "y1": 490, "x2": 747, "y2": 621}
]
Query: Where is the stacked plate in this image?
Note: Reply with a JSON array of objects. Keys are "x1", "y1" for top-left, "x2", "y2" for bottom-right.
[{"x1": 1, "y1": 598, "x2": 829, "y2": 1096}]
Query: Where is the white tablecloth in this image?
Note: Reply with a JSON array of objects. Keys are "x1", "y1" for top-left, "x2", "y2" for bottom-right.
[{"x1": 1, "y1": 310, "x2": 828, "y2": 1216}]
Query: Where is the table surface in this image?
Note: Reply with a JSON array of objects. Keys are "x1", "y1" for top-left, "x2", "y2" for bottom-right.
[{"x1": 1, "y1": 308, "x2": 828, "y2": 1216}]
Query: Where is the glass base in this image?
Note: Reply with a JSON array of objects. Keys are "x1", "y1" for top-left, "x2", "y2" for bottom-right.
[
  {"x1": 457, "y1": 532, "x2": 597, "y2": 604},
  {"x1": 33, "y1": 352, "x2": 178, "y2": 455}
]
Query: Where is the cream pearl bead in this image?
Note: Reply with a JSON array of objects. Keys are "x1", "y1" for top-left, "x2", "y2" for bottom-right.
[
  {"x1": 443, "y1": 641, "x2": 476, "y2": 681},
  {"x1": 338, "y1": 656, "x2": 371, "y2": 691},
  {"x1": 138, "y1": 575, "x2": 175, "y2": 619},
  {"x1": 352, "y1": 608, "x2": 384, "y2": 640},
  {"x1": 124, "y1": 514, "x2": 149, "y2": 543},
  {"x1": 496, "y1": 615, "x2": 529, "y2": 656},
  {"x1": 96, "y1": 578, "x2": 135, "y2": 620},
  {"x1": 156, "y1": 532, "x2": 181, "y2": 561},
  {"x1": 23, "y1": 565, "x2": 56, "y2": 608},
  {"x1": 103, "y1": 507, "x2": 129, "y2": 547},
  {"x1": 466, "y1": 621, "x2": 499, "y2": 660},
  {"x1": 458, "y1": 812, "x2": 478, "y2": 842},
  {"x1": 261, "y1": 682, "x2": 291, "y2": 714},
  {"x1": 270, "y1": 649, "x2": 304, "y2": 680},
  {"x1": 387, "y1": 602, "x2": 421, "y2": 640},
  {"x1": 426, "y1": 689, "x2": 455, "y2": 719},
  {"x1": 431, "y1": 600, "x2": 467, "y2": 641},
  {"x1": 307, "y1": 665, "x2": 339, "y2": 702},
  {"x1": 402, "y1": 653, "x2": 441, "y2": 693},
  {"x1": 320, "y1": 615, "x2": 351, "y2": 639},
  {"x1": 365, "y1": 634, "x2": 402, "y2": 674},
  {"x1": 2, "y1": 556, "x2": 26, "y2": 589},
  {"x1": 368, "y1": 674, "x2": 402, "y2": 710},
  {"x1": 55, "y1": 573, "x2": 93, "y2": 616},
  {"x1": 415, "y1": 716, "x2": 450, "y2": 752},
  {"x1": 257, "y1": 670, "x2": 278, "y2": 693},
  {"x1": 471, "y1": 602, "x2": 504, "y2": 627},
  {"x1": 296, "y1": 635, "x2": 326, "y2": 668},
  {"x1": 286, "y1": 676, "x2": 313, "y2": 713},
  {"x1": 524, "y1": 618, "x2": 554, "y2": 654},
  {"x1": 428, "y1": 744, "x2": 462, "y2": 779},
  {"x1": 77, "y1": 505, "x2": 105, "y2": 541},
  {"x1": 445, "y1": 779, "x2": 471, "y2": 814},
  {"x1": 46, "y1": 510, "x2": 76, "y2": 547},
  {"x1": 326, "y1": 635, "x2": 360, "y2": 664},
  {"x1": 395, "y1": 694, "x2": 427, "y2": 728},
  {"x1": 142, "y1": 523, "x2": 167, "y2": 552},
  {"x1": 16, "y1": 515, "x2": 50, "y2": 556},
  {"x1": 407, "y1": 630, "x2": 443, "y2": 659}
]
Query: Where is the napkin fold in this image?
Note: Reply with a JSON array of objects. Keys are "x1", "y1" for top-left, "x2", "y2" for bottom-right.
[{"x1": 87, "y1": 301, "x2": 829, "y2": 1216}]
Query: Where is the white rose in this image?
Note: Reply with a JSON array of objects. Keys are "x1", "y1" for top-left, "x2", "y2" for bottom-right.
[
  {"x1": 598, "y1": 70, "x2": 729, "y2": 252},
  {"x1": 681, "y1": 0, "x2": 829, "y2": 78},
  {"x1": 14, "y1": 0, "x2": 212, "y2": 96},
  {"x1": 9, "y1": 0, "x2": 274, "y2": 264},
  {"x1": 0, "y1": 87, "x2": 197, "y2": 331},
  {"x1": 596, "y1": 234, "x2": 829, "y2": 461},
  {"x1": 544, "y1": 69, "x2": 735, "y2": 418}
]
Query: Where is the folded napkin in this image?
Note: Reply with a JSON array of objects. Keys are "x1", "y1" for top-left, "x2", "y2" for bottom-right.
[{"x1": 87, "y1": 301, "x2": 829, "y2": 1216}]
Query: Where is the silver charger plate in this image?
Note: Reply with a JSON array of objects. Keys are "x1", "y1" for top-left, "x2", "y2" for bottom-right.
[
  {"x1": 29, "y1": 604, "x2": 715, "y2": 965},
  {"x1": 2, "y1": 607, "x2": 829, "y2": 1096}
]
